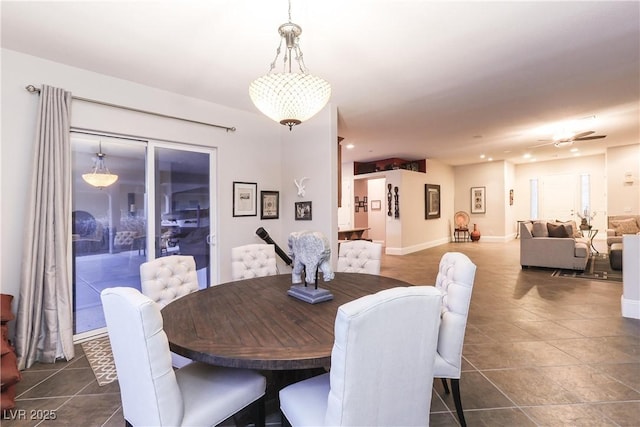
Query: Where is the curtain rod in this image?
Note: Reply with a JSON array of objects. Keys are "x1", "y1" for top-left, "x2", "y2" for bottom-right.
[{"x1": 25, "y1": 85, "x2": 236, "y2": 132}]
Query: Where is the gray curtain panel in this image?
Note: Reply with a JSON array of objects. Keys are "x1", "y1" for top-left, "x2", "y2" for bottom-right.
[{"x1": 15, "y1": 85, "x2": 74, "y2": 370}]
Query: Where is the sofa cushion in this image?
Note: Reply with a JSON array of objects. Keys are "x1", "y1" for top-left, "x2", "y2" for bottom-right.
[
  {"x1": 547, "y1": 222, "x2": 570, "y2": 238},
  {"x1": 611, "y1": 218, "x2": 640, "y2": 236},
  {"x1": 574, "y1": 242, "x2": 589, "y2": 258},
  {"x1": 532, "y1": 221, "x2": 549, "y2": 237}
]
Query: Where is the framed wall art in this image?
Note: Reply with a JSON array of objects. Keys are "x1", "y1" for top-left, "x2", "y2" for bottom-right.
[
  {"x1": 371, "y1": 199, "x2": 382, "y2": 211},
  {"x1": 295, "y1": 201, "x2": 312, "y2": 220},
  {"x1": 260, "y1": 190, "x2": 279, "y2": 219},
  {"x1": 471, "y1": 186, "x2": 486, "y2": 214},
  {"x1": 232, "y1": 181, "x2": 257, "y2": 217},
  {"x1": 425, "y1": 184, "x2": 441, "y2": 219}
]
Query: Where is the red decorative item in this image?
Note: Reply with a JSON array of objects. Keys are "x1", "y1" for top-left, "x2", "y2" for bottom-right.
[
  {"x1": 1, "y1": 294, "x2": 20, "y2": 414},
  {"x1": 470, "y1": 224, "x2": 481, "y2": 242}
]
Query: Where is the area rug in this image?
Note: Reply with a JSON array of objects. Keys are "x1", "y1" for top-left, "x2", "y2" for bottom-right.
[
  {"x1": 81, "y1": 336, "x2": 118, "y2": 386},
  {"x1": 551, "y1": 253, "x2": 622, "y2": 282}
]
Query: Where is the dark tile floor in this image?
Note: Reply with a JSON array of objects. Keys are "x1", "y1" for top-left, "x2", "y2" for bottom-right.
[{"x1": 5, "y1": 239, "x2": 639, "y2": 426}]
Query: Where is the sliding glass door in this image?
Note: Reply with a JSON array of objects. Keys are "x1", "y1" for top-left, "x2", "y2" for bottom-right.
[
  {"x1": 72, "y1": 133, "x2": 216, "y2": 339},
  {"x1": 152, "y1": 145, "x2": 214, "y2": 288}
]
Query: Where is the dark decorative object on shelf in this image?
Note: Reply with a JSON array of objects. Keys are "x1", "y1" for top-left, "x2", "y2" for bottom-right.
[
  {"x1": 470, "y1": 224, "x2": 481, "y2": 241},
  {"x1": 354, "y1": 158, "x2": 426, "y2": 175},
  {"x1": 394, "y1": 186, "x2": 400, "y2": 219},
  {"x1": 387, "y1": 184, "x2": 393, "y2": 217}
]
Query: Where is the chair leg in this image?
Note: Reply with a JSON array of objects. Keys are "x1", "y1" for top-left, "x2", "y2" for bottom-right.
[
  {"x1": 280, "y1": 410, "x2": 292, "y2": 427},
  {"x1": 253, "y1": 396, "x2": 266, "y2": 427},
  {"x1": 441, "y1": 377, "x2": 450, "y2": 394},
  {"x1": 451, "y1": 378, "x2": 466, "y2": 427}
]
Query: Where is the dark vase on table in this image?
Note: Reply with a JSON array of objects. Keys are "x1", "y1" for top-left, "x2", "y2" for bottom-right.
[{"x1": 470, "y1": 224, "x2": 481, "y2": 242}]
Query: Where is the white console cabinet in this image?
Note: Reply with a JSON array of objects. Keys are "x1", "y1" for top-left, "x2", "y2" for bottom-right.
[{"x1": 621, "y1": 235, "x2": 640, "y2": 319}]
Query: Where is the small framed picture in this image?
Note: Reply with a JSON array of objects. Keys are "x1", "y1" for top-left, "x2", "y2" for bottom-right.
[
  {"x1": 260, "y1": 191, "x2": 279, "y2": 219},
  {"x1": 425, "y1": 184, "x2": 441, "y2": 219},
  {"x1": 233, "y1": 181, "x2": 257, "y2": 217},
  {"x1": 471, "y1": 186, "x2": 486, "y2": 214},
  {"x1": 371, "y1": 200, "x2": 382, "y2": 210},
  {"x1": 295, "y1": 201, "x2": 312, "y2": 220}
]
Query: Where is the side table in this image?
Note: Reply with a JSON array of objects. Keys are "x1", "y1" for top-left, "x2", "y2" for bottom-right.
[
  {"x1": 454, "y1": 228, "x2": 470, "y2": 242},
  {"x1": 581, "y1": 228, "x2": 599, "y2": 254}
]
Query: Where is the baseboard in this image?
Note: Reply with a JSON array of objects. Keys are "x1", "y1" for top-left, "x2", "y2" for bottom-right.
[
  {"x1": 621, "y1": 295, "x2": 640, "y2": 319},
  {"x1": 385, "y1": 237, "x2": 449, "y2": 255}
]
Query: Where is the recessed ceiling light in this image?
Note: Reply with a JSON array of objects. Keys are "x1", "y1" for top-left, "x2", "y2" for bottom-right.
[
  {"x1": 523, "y1": 153, "x2": 531, "y2": 159},
  {"x1": 487, "y1": 157, "x2": 493, "y2": 161},
  {"x1": 570, "y1": 148, "x2": 578, "y2": 152},
  {"x1": 480, "y1": 154, "x2": 486, "y2": 159},
  {"x1": 345, "y1": 143, "x2": 354, "y2": 149}
]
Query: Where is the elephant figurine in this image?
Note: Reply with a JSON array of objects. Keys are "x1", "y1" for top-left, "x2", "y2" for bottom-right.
[{"x1": 288, "y1": 230, "x2": 335, "y2": 285}]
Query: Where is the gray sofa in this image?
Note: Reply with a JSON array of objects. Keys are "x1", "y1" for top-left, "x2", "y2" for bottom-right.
[
  {"x1": 606, "y1": 215, "x2": 640, "y2": 251},
  {"x1": 520, "y1": 220, "x2": 591, "y2": 271}
]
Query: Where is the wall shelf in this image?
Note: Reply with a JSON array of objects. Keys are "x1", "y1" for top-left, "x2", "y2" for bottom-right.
[{"x1": 354, "y1": 158, "x2": 426, "y2": 175}]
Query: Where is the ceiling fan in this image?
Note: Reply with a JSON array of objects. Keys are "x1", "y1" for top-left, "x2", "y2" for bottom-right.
[{"x1": 530, "y1": 131, "x2": 607, "y2": 148}]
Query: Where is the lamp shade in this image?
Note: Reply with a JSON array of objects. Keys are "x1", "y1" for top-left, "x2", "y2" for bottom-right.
[
  {"x1": 82, "y1": 151, "x2": 118, "y2": 189},
  {"x1": 82, "y1": 172, "x2": 118, "y2": 188},
  {"x1": 249, "y1": 72, "x2": 331, "y2": 129}
]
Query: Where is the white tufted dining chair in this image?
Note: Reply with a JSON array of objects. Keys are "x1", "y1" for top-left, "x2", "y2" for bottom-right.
[
  {"x1": 336, "y1": 240, "x2": 382, "y2": 274},
  {"x1": 279, "y1": 286, "x2": 443, "y2": 426},
  {"x1": 101, "y1": 287, "x2": 266, "y2": 427},
  {"x1": 140, "y1": 255, "x2": 199, "y2": 368},
  {"x1": 231, "y1": 244, "x2": 278, "y2": 280},
  {"x1": 433, "y1": 252, "x2": 477, "y2": 427}
]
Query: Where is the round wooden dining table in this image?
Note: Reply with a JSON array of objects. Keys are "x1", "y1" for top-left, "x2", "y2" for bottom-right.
[{"x1": 162, "y1": 272, "x2": 414, "y2": 371}]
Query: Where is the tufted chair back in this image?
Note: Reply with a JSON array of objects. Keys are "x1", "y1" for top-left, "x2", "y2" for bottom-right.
[
  {"x1": 231, "y1": 244, "x2": 278, "y2": 280},
  {"x1": 432, "y1": 251, "x2": 477, "y2": 427},
  {"x1": 279, "y1": 286, "x2": 443, "y2": 426},
  {"x1": 336, "y1": 240, "x2": 382, "y2": 274},
  {"x1": 114, "y1": 230, "x2": 138, "y2": 249},
  {"x1": 101, "y1": 287, "x2": 184, "y2": 426},
  {"x1": 140, "y1": 255, "x2": 199, "y2": 308},
  {"x1": 102, "y1": 287, "x2": 267, "y2": 427}
]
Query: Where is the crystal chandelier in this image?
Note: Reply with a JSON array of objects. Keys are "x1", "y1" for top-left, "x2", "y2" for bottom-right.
[
  {"x1": 82, "y1": 142, "x2": 118, "y2": 189},
  {"x1": 249, "y1": 0, "x2": 331, "y2": 130}
]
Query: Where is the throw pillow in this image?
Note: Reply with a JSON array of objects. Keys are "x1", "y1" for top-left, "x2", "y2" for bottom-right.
[
  {"x1": 547, "y1": 222, "x2": 570, "y2": 238},
  {"x1": 532, "y1": 221, "x2": 549, "y2": 237},
  {"x1": 555, "y1": 220, "x2": 583, "y2": 238},
  {"x1": 611, "y1": 218, "x2": 640, "y2": 236}
]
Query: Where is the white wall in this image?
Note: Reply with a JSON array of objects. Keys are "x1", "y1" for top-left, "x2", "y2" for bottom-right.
[
  {"x1": 504, "y1": 161, "x2": 516, "y2": 237},
  {"x1": 606, "y1": 144, "x2": 640, "y2": 216},
  {"x1": 454, "y1": 160, "x2": 507, "y2": 241},
  {"x1": 338, "y1": 162, "x2": 354, "y2": 229},
  {"x1": 280, "y1": 105, "x2": 339, "y2": 268},
  {"x1": 515, "y1": 154, "x2": 607, "y2": 232},
  {"x1": 367, "y1": 178, "x2": 386, "y2": 244},
  {"x1": 1, "y1": 49, "x2": 337, "y2": 306},
  {"x1": 344, "y1": 159, "x2": 455, "y2": 255}
]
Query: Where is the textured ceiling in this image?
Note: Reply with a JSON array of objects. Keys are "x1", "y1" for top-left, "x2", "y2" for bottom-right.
[{"x1": 2, "y1": 1, "x2": 639, "y2": 165}]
